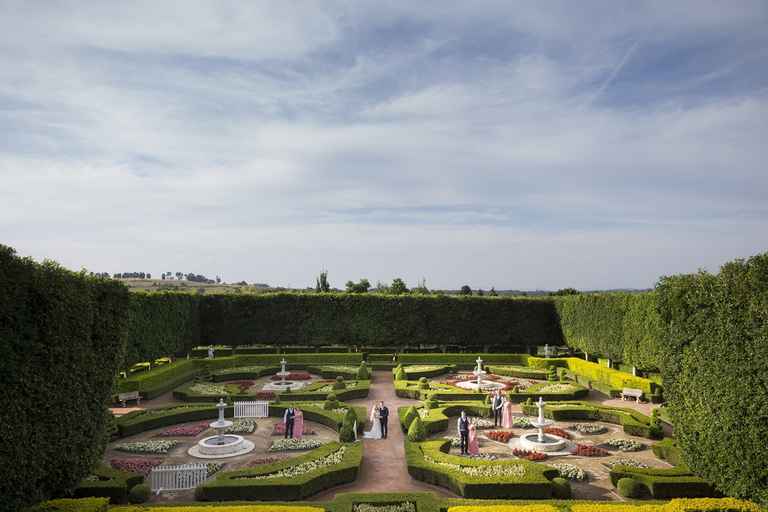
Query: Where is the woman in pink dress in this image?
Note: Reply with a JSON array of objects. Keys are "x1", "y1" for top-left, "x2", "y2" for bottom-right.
[
  {"x1": 468, "y1": 423, "x2": 480, "y2": 455},
  {"x1": 502, "y1": 394, "x2": 514, "y2": 428},
  {"x1": 293, "y1": 409, "x2": 304, "y2": 439}
]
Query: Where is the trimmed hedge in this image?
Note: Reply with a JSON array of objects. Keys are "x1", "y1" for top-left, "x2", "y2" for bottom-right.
[
  {"x1": 396, "y1": 353, "x2": 529, "y2": 368},
  {"x1": 0, "y1": 245, "x2": 130, "y2": 512},
  {"x1": 398, "y1": 401, "x2": 491, "y2": 435},
  {"x1": 116, "y1": 359, "x2": 200, "y2": 398},
  {"x1": 25, "y1": 498, "x2": 110, "y2": 512},
  {"x1": 507, "y1": 382, "x2": 589, "y2": 403},
  {"x1": 609, "y1": 465, "x2": 717, "y2": 499},
  {"x1": 196, "y1": 441, "x2": 363, "y2": 500},
  {"x1": 394, "y1": 379, "x2": 486, "y2": 402},
  {"x1": 199, "y1": 294, "x2": 562, "y2": 349},
  {"x1": 406, "y1": 439, "x2": 558, "y2": 498},
  {"x1": 173, "y1": 380, "x2": 371, "y2": 403},
  {"x1": 395, "y1": 364, "x2": 456, "y2": 379},
  {"x1": 520, "y1": 401, "x2": 661, "y2": 439},
  {"x1": 73, "y1": 465, "x2": 143, "y2": 504},
  {"x1": 656, "y1": 252, "x2": 768, "y2": 504},
  {"x1": 488, "y1": 365, "x2": 549, "y2": 379}
]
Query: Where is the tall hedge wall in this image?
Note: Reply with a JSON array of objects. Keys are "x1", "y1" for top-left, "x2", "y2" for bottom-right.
[
  {"x1": 656, "y1": 252, "x2": 768, "y2": 504},
  {"x1": 124, "y1": 293, "x2": 201, "y2": 365},
  {"x1": 0, "y1": 245, "x2": 130, "y2": 512},
  {"x1": 553, "y1": 292, "x2": 663, "y2": 370},
  {"x1": 198, "y1": 293, "x2": 563, "y2": 349}
]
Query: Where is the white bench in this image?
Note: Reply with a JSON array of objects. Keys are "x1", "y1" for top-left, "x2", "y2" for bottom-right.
[
  {"x1": 620, "y1": 388, "x2": 643, "y2": 403},
  {"x1": 117, "y1": 390, "x2": 142, "y2": 407}
]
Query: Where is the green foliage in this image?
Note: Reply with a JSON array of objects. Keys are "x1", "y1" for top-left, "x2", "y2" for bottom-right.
[
  {"x1": 419, "y1": 377, "x2": 430, "y2": 390},
  {"x1": 617, "y1": 477, "x2": 643, "y2": 498},
  {"x1": 0, "y1": 245, "x2": 130, "y2": 512},
  {"x1": 315, "y1": 270, "x2": 331, "y2": 293},
  {"x1": 610, "y1": 465, "x2": 716, "y2": 499},
  {"x1": 459, "y1": 285, "x2": 472, "y2": 295},
  {"x1": 403, "y1": 406, "x2": 419, "y2": 428},
  {"x1": 425, "y1": 398, "x2": 439, "y2": 410},
  {"x1": 25, "y1": 498, "x2": 110, "y2": 512},
  {"x1": 333, "y1": 376, "x2": 347, "y2": 390},
  {"x1": 127, "y1": 483, "x2": 150, "y2": 504},
  {"x1": 73, "y1": 465, "x2": 142, "y2": 504},
  {"x1": 395, "y1": 366, "x2": 407, "y2": 380},
  {"x1": 550, "y1": 288, "x2": 580, "y2": 296},
  {"x1": 390, "y1": 278, "x2": 409, "y2": 295},
  {"x1": 339, "y1": 423, "x2": 356, "y2": 442},
  {"x1": 346, "y1": 278, "x2": 371, "y2": 293},
  {"x1": 198, "y1": 293, "x2": 561, "y2": 348},
  {"x1": 520, "y1": 401, "x2": 660, "y2": 439},
  {"x1": 357, "y1": 362, "x2": 371, "y2": 380},
  {"x1": 656, "y1": 252, "x2": 768, "y2": 504},
  {"x1": 551, "y1": 477, "x2": 572, "y2": 498},
  {"x1": 407, "y1": 417, "x2": 427, "y2": 442},
  {"x1": 552, "y1": 292, "x2": 663, "y2": 370}
]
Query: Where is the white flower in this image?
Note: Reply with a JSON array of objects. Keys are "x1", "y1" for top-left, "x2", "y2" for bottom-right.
[
  {"x1": 604, "y1": 438, "x2": 644, "y2": 451},
  {"x1": 424, "y1": 456, "x2": 526, "y2": 478},
  {"x1": 268, "y1": 438, "x2": 325, "y2": 452},
  {"x1": 551, "y1": 462, "x2": 587, "y2": 481},
  {"x1": 247, "y1": 446, "x2": 346, "y2": 479},
  {"x1": 115, "y1": 440, "x2": 178, "y2": 454},
  {"x1": 605, "y1": 457, "x2": 649, "y2": 468},
  {"x1": 223, "y1": 419, "x2": 257, "y2": 434},
  {"x1": 569, "y1": 423, "x2": 606, "y2": 434}
]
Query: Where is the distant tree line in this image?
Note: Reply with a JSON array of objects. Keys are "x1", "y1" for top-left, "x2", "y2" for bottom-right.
[
  {"x1": 114, "y1": 272, "x2": 152, "y2": 279},
  {"x1": 160, "y1": 272, "x2": 220, "y2": 284}
]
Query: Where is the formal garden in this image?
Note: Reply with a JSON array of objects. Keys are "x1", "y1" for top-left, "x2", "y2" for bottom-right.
[{"x1": 1, "y1": 244, "x2": 766, "y2": 512}]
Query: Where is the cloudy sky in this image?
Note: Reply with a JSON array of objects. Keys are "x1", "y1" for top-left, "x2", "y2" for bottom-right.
[{"x1": 1, "y1": 2, "x2": 767, "y2": 290}]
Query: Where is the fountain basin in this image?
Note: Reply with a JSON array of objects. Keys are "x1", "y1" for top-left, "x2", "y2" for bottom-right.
[
  {"x1": 517, "y1": 432, "x2": 568, "y2": 452},
  {"x1": 454, "y1": 380, "x2": 505, "y2": 391},
  {"x1": 188, "y1": 434, "x2": 255, "y2": 459},
  {"x1": 262, "y1": 380, "x2": 307, "y2": 391}
]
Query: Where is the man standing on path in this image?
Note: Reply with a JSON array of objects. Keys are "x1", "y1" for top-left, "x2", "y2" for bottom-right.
[
  {"x1": 378, "y1": 401, "x2": 389, "y2": 439},
  {"x1": 283, "y1": 407, "x2": 296, "y2": 439},
  {"x1": 492, "y1": 391, "x2": 504, "y2": 427},
  {"x1": 458, "y1": 410, "x2": 470, "y2": 455}
]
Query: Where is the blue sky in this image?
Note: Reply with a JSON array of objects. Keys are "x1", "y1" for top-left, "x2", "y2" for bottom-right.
[{"x1": 1, "y1": 1, "x2": 767, "y2": 290}]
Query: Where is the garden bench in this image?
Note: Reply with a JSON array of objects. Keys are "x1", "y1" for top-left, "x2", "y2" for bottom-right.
[
  {"x1": 117, "y1": 390, "x2": 142, "y2": 407},
  {"x1": 620, "y1": 387, "x2": 643, "y2": 402}
]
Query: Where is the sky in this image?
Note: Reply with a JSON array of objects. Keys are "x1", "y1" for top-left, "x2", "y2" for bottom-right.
[{"x1": 1, "y1": 1, "x2": 767, "y2": 290}]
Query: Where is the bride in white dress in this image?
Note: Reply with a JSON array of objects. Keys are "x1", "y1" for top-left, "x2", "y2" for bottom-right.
[{"x1": 363, "y1": 403, "x2": 382, "y2": 439}]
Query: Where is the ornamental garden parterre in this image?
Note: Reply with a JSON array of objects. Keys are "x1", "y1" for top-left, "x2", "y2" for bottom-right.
[{"x1": 2, "y1": 244, "x2": 767, "y2": 512}]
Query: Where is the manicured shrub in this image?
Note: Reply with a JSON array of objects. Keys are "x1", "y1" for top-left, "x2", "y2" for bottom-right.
[
  {"x1": 339, "y1": 422, "x2": 356, "y2": 442},
  {"x1": 617, "y1": 477, "x2": 644, "y2": 498},
  {"x1": 0, "y1": 245, "x2": 130, "y2": 511},
  {"x1": 395, "y1": 366, "x2": 407, "y2": 381},
  {"x1": 418, "y1": 377, "x2": 430, "y2": 390},
  {"x1": 403, "y1": 406, "x2": 419, "y2": 428},
  {"x1": 333, "y1": 376, "x2": 347, "y2": 390},
  {"x1": 127, "y1": 483, "x2": 150, "y2": 504},
  {"x1": 25, "y1": 498, "x2": 110, "y2": 512},
  {"x1": 657, "y1": 252, "x2": 768, "y2": 504},
  {"x1": 357, "y1": 362, "x2": 371, "y2": 380},
  {"x1": 551, "y1": 477, "x2": 572, "y2": 498},
  {"x1": 407, "y1": 417, "x2": 427, "y2": 442},
  {"x1": 425, "y1": 398, "x2": 439, "y2": 410}
]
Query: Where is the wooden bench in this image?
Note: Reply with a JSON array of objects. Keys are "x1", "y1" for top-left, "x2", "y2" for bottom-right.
[
  {"x1": 620, "y1": 387, "x2": 643, "y2": 403},
  {"x1": 117, "y1": 390, "x2": 142, "y2": 407}
]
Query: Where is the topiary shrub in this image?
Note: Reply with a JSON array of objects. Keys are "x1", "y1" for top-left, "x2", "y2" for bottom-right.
[
  {"x1": 407, "y1": 416, "x2": 427, "y2": 442},
  {"x1": 332, "y1": 376, "x2": 346, "y2": 390},
  {"x1": 127, "y1": 483, "x2": 150, "y2": 504},
  {"x1": 547, "y1": 366, "x2": 558, "y2": 381},
  {"x1": 356, "y1": 362, "x2": 370, "y2": 380},
  {"x1": 323, "y1": 392, "x2": 339, "y2": 410},
  {"x1": 395, "y1": 366, "x2": 407, "y2": 381},
  {"x1": 339, "y1": 422, "x2": 355, "y2": 442},
  {"x1": 418, "y1": 377, "x2": 430, "y2": 390},
  {"x1": 425, "y1": 398, "x2": 439, "y2": 410},
  {"x1": 617, "y1": 477, "x2": 643, "y2": 498},
  {"x1": 551, "y1": 477, "x2": 572, "y2": 498}
]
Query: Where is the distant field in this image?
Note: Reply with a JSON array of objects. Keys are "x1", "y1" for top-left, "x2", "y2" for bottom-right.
[{"x1": 120, "y1": 279, "x2": 277, "y2": 295}]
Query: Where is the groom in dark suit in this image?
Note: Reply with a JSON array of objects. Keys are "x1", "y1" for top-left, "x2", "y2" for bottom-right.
[
  {"x1": 378, "y1": 401, "x2": 389, "y2": 439},
  {"x1": 283, "y1": 407, "x2": 296, "y2": 439}
]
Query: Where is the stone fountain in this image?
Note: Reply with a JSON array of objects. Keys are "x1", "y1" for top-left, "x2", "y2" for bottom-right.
[
  {"x1": 516, "y1": 396, "x2": 568, "y2": 452},
  {"x1": 262, "y1": 357, "x2": 309, "y2": 391},
  {"x1": 188, "y1": 398, "x2": 255, "y2": 459},
  {"x1": 453, "y1": 356, "x2": 505, "y2": 391}
]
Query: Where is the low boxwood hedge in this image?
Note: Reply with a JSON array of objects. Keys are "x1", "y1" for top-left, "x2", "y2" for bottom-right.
[
  {"x1": 406, "y1": 439, "x2": 558, "y2": 498},
  {"x1": 507, "y1": 382, "x2": 589, "y2": 403},
  {"x1": 609, "y1": 465, "x2": 717, "y2": 499},
  {"x1": 116, "y1": 359, "x2": 200, "y2": 399},
  {"x1": 394, "y1": 380, "x2": 486, "y2": 402},
  {"x1": 488, "y1": 365, "x2": 549, "y2": 379},
  {"x1": 210, "y1": 366, "x2": 279, "y2": 382},
  {"x1": 396, "y1": 354, "x2": 529, "y2": 369},
  {"x1": 398, "y1": 401, "x2": 491, "y2": 435},
  {"x1": 196, "y1": 441, "x2": 363, "y2": 501},
  {"x1": 73, "y1": 465, "x2": 143, "y2": 504},
  {"x1": 520, "y1": 401, "x2": 661, "y2": 439},
  {"x1": 393, "y1": 365, "x2": 456, "y2": 380},
  {"x1": 191, "y1": 345, "x2": 234, "y2": 358}
]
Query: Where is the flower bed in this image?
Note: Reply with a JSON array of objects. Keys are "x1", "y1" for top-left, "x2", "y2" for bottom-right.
[
  {"x1": 486, "y1": 431, "x2": 515, "y2": 443},
  {"x1": 512, "y1": 448, "x2": 547, "y2": 461},
  {"x1": 225, "y1": 380, "x2": 256, "y2": 393},
  {"x1": 272, "y1": 423, "x2": 316, "y2": 436},
  {"x1": 572, "y1": 444, "x2": 609, "y2": 457},
  {"x1": 569, "y1": 423, "x2": 607, "y2": 434},
  {"x1": 512, "y1": 417, "x2": 532, "y2": 428},
  {"x1": 424, "y1": 455, "x2": 527, "y2": 477},
  {"x1": 268, "y1": 438, "x2": 325, "y2": 452},
  {"x1": 157, "y1": 421, "x2": 210, "y2": 437},
  {"x1": 223, "y1": 419, "x2": 257, "y2": 434},
  {"x1": 245, "y1": 456, "x2": 286, "y2": 467},
  {"x1": 543, "y1": 427, "x2": 572, "y2": 439},
  {"x1": 238, "y1": 445, "x2": 344, "y2": 480},
  {"x1": 604, "y1": 438, "x2": 645, "y2": 452},
  {"x1": 215, "y1": 365, "x2": 267, "y2": 375},
  {"x1": 354, "y1": 502, "x2": 416, "y2": 512},
  {"x1": 110, "y1": 457, "x2": 164, "y2": 476},
  {"x1": 254, "y1": 390, "x2": 277, "y2": 400},
  {"x1": 187, "y1": 382, "x2": 229, "y2": 395},
  {"x1": 605, "y1": 457, "x2": 649, "y2": 469},
  {"x1": 550, "y1": 462, "x2": 587, "y2": 481},
  {"x1": 471, "y1": 418, "x2": 495, "y2": 429},
  {"x1": 114, "y1": 440, "x2": 178, "y2": 454},
  {"x1": 271, "y1": 372, "x2": 312, "y2": 381}
]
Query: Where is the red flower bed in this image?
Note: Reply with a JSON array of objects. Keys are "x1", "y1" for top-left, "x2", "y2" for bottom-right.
[
  {"x1": 512, "y1": 448, "x2": 547, "y2": 461},
  {"x1": 543, "y1": 427, "x2": 572, "y2": 440},
  {"x1": 226, "y1": 380, "x2": 255, "y2": 393},
  {"x1": 254, "y1": 391, "x2": 276, "y2": 400},
  {"x1": 270, "y1": 372, "x2": 311, "y2": 381},
  {"x1": 110, "y1": 457, "x2": 164, "y2": 476},
  {"x1": 486, "y1": 431, "x2": 515, "y2": 443},
  {"x1": 271, "y1": 423, "x2": 316, "y2": 435},
  {"x1": 572, "y1": 443, "x2": 609, "y2": 456},
  {"x1": 157, "y1": 422, "x2": 210, "y2": 437}
]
